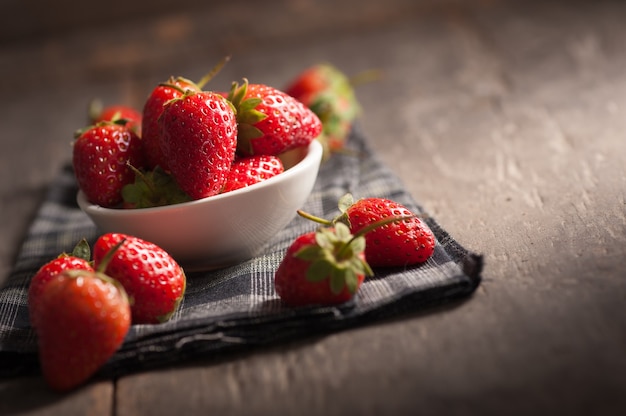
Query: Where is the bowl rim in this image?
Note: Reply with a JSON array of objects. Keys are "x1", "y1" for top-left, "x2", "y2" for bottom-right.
[{"x1": 77, "y1": 139, "x2": 323, "y2": 215}]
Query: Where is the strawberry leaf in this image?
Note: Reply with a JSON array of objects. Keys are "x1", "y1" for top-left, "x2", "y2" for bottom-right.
[
  {"x1": 71, "y1": 238, "x2": 91, "y2": 262},
  {"x1": 329, "y1": 268, "x2": 346, "y2": 294},
  {"x1": 295, "y1": 245, "x2": 324, "y2": 262},
  {"x1": 122, "y1": 167, "x2": 191, "y2": 208},
  {"x1": 344, "y1": 268, "x2": 359, "y2": 293},
  {"x1": 306, "y1": 259, "x2": 333, "y2": 282},
  {"x1": 347, "y1": 234, "x2": 366, "y2": 254},
  {"x1": 238, "y1": 97, "x2": 263, "y2": 116},
  {"x1": 294, "y1": 224, "x2": 374, "y2": 297},
  {"x1": 338, "y1": 193, "x2": 354, "y2": 214},
  {"x1": 334, "y1": 222, "x2": 352, "y2": 240},
  {"x1": 228, "y1": 79, "x2": 248, "y2": 108},
  {"x1": 315, "y1": 229, "x2": 336, "y2": 250}
]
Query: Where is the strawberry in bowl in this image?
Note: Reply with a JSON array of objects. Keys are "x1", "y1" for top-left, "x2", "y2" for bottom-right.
[{"x1": 75, "y1": 76, "x2": 323, "y2": 271}]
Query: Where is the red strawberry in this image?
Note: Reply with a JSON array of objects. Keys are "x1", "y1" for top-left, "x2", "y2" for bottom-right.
[
  {"x1": 227, "y1": 79, "x2": 322, "y2": 156},
  {"x1": 73, "y1": 121, "x2": 145, "y2": 207},
  {"x1": 284, "y1": 64, "x2": 362, "y2": 157},
  {"x1": 221, "y1": 154, "x2": 284, "y2": 193},
  {"x1": 141, "y1": 76, "x2": 200, "y2": 171},
  {"x1": 158, "y1": 91, "x2": 238, "y2": 200},
  {"x1": 141, "y1": 57, "x2": 231, "y2": 170},
  {"x1": 89, "y1": 100, "x2": 142, "y2": 135},
  {"x1": 28, "y1": 240, "x2": 93, "y2": 328},
  {"x1": 93, "y1": 233, "x2": 186, "y2": 324},
  {"x1": 274, "y1": 223, "x2": 372, "y2": 307},
  {"x1": 299, "y1": 194, "x2": 436, "y2": 267},
  {"x1": 35, "y1": 269, "x2": 131, "y2": 392}
]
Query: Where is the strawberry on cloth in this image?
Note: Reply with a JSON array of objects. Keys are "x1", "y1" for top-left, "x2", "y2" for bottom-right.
[{"x1": 0, "y1": 118, "x2": 482, "y2": 384}]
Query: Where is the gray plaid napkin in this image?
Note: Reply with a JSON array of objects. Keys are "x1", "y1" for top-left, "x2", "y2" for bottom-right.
[{"x1": 0, "y1": 127, "x2": 482, "y2": 378}]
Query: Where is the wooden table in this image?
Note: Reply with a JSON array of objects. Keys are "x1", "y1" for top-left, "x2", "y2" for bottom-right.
[{"x1": 1, "y1": 0, "x2": 625, "y2": 414}]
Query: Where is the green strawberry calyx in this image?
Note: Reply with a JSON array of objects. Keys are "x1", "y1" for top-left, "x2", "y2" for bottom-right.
[
  {"x1": 49, "y1": 238, "x2": 93, "y2": 268},
  {"x1": 293, "y1": 209, "x2": 418, "y2": 295},
  {"x1": 73, "y1": 118, "x2": 133, "y2": 139},
  {"x1": 50, "y1": 238, "x2": 92, "y2": 261},
  {"x1": 157, "y1": 55, "x2": 231, "y2": 96},
  {"x1": 70, "y1": 238, "x2": 91, "y2": 263},
  {"x1": 226, "y1": 78, "x2": 268, "y2": 154},
  {"x1": 295, "y1": 222, "x2": 372, "y2": 295},
  {"x1": 58, "y1": 238, "x2": 130, "y2": 305},
  {"x1": 121, "y1": 164, "x2": 191, "y2": 209}
]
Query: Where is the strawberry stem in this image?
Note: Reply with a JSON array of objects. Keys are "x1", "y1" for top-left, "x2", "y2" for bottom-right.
[
  {"x1": 339, "y1": 215, "x2": 417, "y2": 257},
  {"x1": 297, "y1": 209, "x2": 332, "y2": 226},
  {"x1": 348, "y1": 68, "x2": 383, "y2": 87},
  {"x1": 88, "y1": 99, "x2": 103, "y2": 122},
  {"x1": 126, "y1": 161, "x2": 156, "y2": 194},
  {"x1": 324, "y1": 215, "x2": 416, "y2": 264},
  {"x1": 158, "y1": 82, "x2": 186, "y2": 95},
  {"x1": 95, "y1": 238, "x2": 126, "y2": 274},
  {"x1": 196, "y1": 55, "x2": 231, "y2": 89},
  {"x1": 353, "y1": 215, "x2": 417, "y2": 239}
]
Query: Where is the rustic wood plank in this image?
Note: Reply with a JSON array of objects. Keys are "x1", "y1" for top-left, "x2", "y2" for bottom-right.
[
  {"x1": 1, "y1": 0, "x2": 625, "y2": 415},
  {"x1": 114, "y1": 1, "x2": 626, "y2": 415},
  {"x1": 0, "y1": 376, "x2": 113, "y2": 416}
]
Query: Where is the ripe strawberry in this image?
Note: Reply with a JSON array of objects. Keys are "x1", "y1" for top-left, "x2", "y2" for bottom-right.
[
  {"x1": 298, "y1": 194, "x2": 436, "y2": 267},
  {"x1": 284, "y1": 64, "x2": 361, "y2": 157},
  {"x1": 89, "y1": 100, "x2": 142, "y2": 135},
  {"x1": 28, "y1": 239, "x2": 93, "y2": 328},
  {"x1": 227, "y1": 79, "x2": 322, "y2": 156},
  {"x1": 221, "y1": 154, "x2": 284, "y2": 193},
  {"x1": 141, "y1": 57, "x2": 231, "y2": 170},
  {"x1": 73, "y1": 120, "x2": 145, "y2": 207},
  {"x1": 158, "y1": 90, "x2": 238, "y2": 200},
  {"x1": 35, "y1": 269, "x2": 131, "y2": 392},
  {"x1": 93, "y1": 233, "x2": 186, "y2": 324},
  {"x1": 141, "y1": 76, "x2": 200, "y2": 171},
  {"x1": 274, "y1": 223, "x2": 372, "y2": 307}
]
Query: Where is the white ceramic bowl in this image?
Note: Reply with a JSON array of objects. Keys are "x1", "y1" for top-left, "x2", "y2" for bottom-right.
[{"x1": 77, "y1": 140, "x2": 323, "y2": 271}]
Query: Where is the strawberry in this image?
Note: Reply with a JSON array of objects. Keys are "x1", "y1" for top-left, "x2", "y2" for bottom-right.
[
  {"x1": 141, "y1": 57, "x2": 231, "y2": 170},
  {"x1": 141, "y1": 76, "x2": 200, "y2": 171},
  {"x1": 89, "y1": 100, "x2": 142, "y2": 136},
  {"x1": 93, "y1": 233, "x2": 186, "y2": 324},
  {"x1": 227, "y1": 79, "x2": 322, "y2": 156},
  {"x1": 158, "y1": 90, "x2": 238, "y2": 200},
  {"x1": 28, "y1": 239, "x2": 93, "y2": 328},
  {"x1": 221, "y1": 154, "x2": 284, "y2": 193},
  {"x1": 73, "y1": 120, "x2": 145, "y2": 208},
  {"x1": 298, "y1": 194, "x2": 436, "y2": 267},
  {"x1": 35, "y1": 268, "x2": 131, "y2": 391},
  {"x1": 274, "y1": 223, "x2": 372, "y2": 307},
  {"x1": 284, "y1": 63, "x2": 362, "y2": 157}
]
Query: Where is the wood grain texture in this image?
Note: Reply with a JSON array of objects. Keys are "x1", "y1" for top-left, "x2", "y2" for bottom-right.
[
  {"x1": 1, "y1": 0, "x2": 625, "y2": 415},
  {"x1": 0, "y1": 377, "x2": 113, "y2": 416}
]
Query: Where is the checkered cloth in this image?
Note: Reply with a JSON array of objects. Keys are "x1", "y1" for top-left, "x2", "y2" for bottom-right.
[{"x1": 0, "y1": 127, "x2": 482, "y2": 379}]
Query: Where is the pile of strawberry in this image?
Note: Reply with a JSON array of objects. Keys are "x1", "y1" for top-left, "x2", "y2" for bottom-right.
[
  {"x1": 28, "y1": 192, "x2": 436, "y2": 392},
  {"x1": 28, "y1": 233, "x2": 186, "y2": 392},
  {"x1": 28, "y1": 61, "x2": 436, "y2": 393},
  {"x1": 274, "y1": 193, "x2": 436, "y2": 306},
  {"x1": 74, "y1": 60, "x2": 324, "y2": 209}
]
